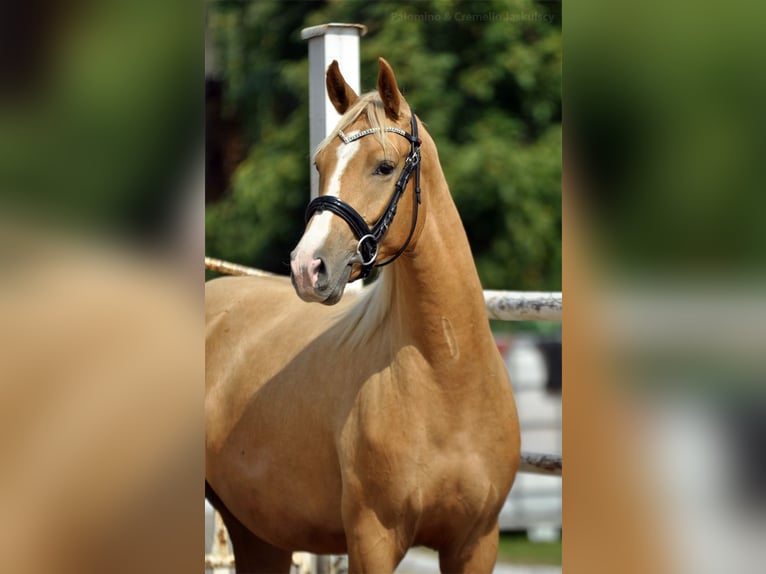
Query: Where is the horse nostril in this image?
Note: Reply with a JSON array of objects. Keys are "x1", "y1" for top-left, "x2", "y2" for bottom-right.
[
  {"x1": 308, "y1": 257, "x2": 326, "y2": 287},
  {"x1": 315, "y1": 259, "x2": 328, "y2": 287}
]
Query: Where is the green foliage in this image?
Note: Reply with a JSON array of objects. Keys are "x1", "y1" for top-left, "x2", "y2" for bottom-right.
[
  {"x1": 206, "y1": 0, "x2": 561, "y2": 290},
  {"x1": 0, "y1": 0, "x2": 200, "y2": 238},
  {"x1": 497, "y1": 531, "x2": 562, "y2": 565}
]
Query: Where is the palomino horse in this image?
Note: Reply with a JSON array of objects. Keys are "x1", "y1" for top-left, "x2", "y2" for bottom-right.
[{"x1": 206, "y1": 58, "x2": 520, "y2": 573}]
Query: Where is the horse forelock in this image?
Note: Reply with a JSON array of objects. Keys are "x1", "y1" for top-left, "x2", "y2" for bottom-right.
[{"x1": 313, "y1": 92, "x2": 405, "y2": 162}]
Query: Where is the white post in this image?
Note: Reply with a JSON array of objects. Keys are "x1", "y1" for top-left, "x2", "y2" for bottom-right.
[{"x1": 301, "y1": 23, "x2": 367, "y2": 199}]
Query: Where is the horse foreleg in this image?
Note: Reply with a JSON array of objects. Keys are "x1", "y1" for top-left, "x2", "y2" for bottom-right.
[
  {"x1": 226, "y1": 521, "x2": 293, "y2": 574},
  {"x1": 343, "y1": 506, "x2": 405, "y2": 573},
  {"x1": 206, "y1": 482, "x2": 292, "y2": 574},
  {"x1": 438, "y1": 522, "x2": 500, "y2": 574}
]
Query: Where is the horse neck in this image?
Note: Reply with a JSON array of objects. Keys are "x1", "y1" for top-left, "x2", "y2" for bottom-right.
[{"x1": 385, "y1": 141, "x2": 496, "y2": 368}]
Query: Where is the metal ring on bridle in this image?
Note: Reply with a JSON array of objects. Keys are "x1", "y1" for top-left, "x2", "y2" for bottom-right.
[{"x1": 356, "y1": 234, "x2": 378, "y2": 266}]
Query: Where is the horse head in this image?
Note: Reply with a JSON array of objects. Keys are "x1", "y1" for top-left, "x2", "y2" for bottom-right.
[{"x1": 290, "y1": 58, "x2": 423, "y2": 304}]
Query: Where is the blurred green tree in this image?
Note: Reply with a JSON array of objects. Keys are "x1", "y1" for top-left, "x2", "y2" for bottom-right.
[
  {"x1": 0, "y1": 0, "x2": 200, "y2": 241},
  {"x1": 206, "y1": 0, "x2": 561, "y2": 290}
]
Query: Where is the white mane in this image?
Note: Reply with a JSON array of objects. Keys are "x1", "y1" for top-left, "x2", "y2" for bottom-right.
[{"x1": 332, "y1": 270, "x2": 395, "y2": 349}]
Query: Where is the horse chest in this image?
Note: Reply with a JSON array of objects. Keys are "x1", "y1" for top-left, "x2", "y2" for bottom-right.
[
  {"x1": 345, "y1": 406, "x2": 507, "y2": 547},
  {"x1": 343, "y1": 375, "x2": 513, "y2": 494}
]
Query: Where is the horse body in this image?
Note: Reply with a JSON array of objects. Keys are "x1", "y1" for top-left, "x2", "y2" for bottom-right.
[{"x1": 206, "y1": 58, "x2": 520, "y2": 572}]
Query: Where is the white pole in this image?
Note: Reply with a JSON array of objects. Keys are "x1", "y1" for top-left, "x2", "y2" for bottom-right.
[
  {"x1": 296, "y1": 28, "x2": 369, "y2": 568},
  {"x1": 301, "y1": 23, "x2": 367, "y2": 199}
]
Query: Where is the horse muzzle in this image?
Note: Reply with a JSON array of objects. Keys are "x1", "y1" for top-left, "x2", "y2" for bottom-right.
[{"x1": 289, "y1": 248, "x2": 352, "y2": 305}]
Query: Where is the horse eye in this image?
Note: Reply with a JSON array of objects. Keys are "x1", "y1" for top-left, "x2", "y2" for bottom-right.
[{"x1": 374, "y1": 162, "x2": 395, "y2": 176}]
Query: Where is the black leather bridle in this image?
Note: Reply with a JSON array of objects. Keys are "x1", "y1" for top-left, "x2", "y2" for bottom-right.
[{"x1": 305, "y1": 108, "x2": 422, "y2": 281}]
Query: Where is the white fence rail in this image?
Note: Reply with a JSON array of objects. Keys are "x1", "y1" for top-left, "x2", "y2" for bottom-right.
[
  {"x1": 518, "y1": 451, "x2": 563, "y2": 476},
  {"x1": 485, "y1": 290, "x2": 562, "y2": 322}
]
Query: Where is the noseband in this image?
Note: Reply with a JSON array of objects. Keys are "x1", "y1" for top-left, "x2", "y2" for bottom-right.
[{"x1": 305, "y1": 109, "x2": 422, "y2": 281}]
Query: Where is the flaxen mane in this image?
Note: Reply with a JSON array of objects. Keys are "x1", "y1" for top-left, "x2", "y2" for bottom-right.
[{"x1": 330, "y1": 271, "x2": 395, "y2": 349}]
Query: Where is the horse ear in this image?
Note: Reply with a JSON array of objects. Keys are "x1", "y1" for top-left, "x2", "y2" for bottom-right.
[
  {"x1": 326, "y1": 60, "x2": 358, "y2": 115},
  {"x1": 377, "y1": 57, "x2": 402, "y2": 121}
]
